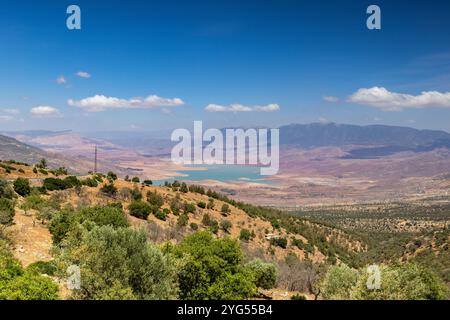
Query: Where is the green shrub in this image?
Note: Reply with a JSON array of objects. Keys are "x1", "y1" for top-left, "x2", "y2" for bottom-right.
[
  {"x1": 0, "y1": 198, "x2": 15, "y2": 226},
  {"x1": 207, "y1": 198, "x2": 215, "y2": 210},
  {"x1": 270, "y1": 237, "x2": 288, "y2": 249},
  {"x1": 221, "y1": 203, "x2": 231, "y2": 215},
  {"x1": 351, "y1": 263, "x2": 449, "y2": 300},
  {"x1": 170, "y1": 198, "x2": 181, "y2": 215},
  {"x1": 183, "y1": 202, "x2": 196, "y2": 214},
  {"x1": 197, "y1": 201, "x2": 206, "y2": 209},
  {"x1": 81, "y1": 177, "x2": 98, "y2": 187},
  {"x1": 130, "y1": 187, "x2": 142, "y2": 201},
  {"x1": 202, "y1": 213, "x2": 219, "y2": 233},
  {"x1": 77, "y1": 205, "x2": 129, "y2": 228},
  {"x1": 100, "y1": 182, "x2": 117, "y2": 197},
  {"x1": 177, "y1": 213, "x2": 189, "y2": 228},
  {"x1": 154, "y1": 210, "x2": 167, "y2": 221},
  {"x1": 143, "y1": 180, "x2": 153, "y2": 186},
  {"x1": 246, "y1": 259, "x2": 277, "y2": 289},
  {"x1": 0, "y1": 242, "x2": 58, "y2": 300},
  {"x1": 106, "y1": 171, "x2": 118, "y2": 181},
  {"x1": 180, "y1": 182, "x2": 188, "y2": 193},
  {"x1": 320, "y1": 265, "x2": 358, "y2": 300},
  {"x1": 0, "y1": 179, "x2": 15, "y2": 199},
  {"x1": 48, "y1": 209, "x2": 75, "y2": 245},
  {"x1": 147, "y1": 190, "x2": 164, "y2": 208},
  {"x1": 128, "y1": 201, "x2": 152, "y2": 220},
  {"x1": 56, "y1": 225, "x2": 177, "y2": 300},
  {"x1": 173, "y1": 231, "x2": 256, "y2": 299},
  {"x1": 190, "y1": 223, "x2": 198, "y2": 231},
  {"x1": 42, "y1": 178, "x2": 70, "y2": 191},
  {"x1": 13, "y1": 178, "x2": 31, "y2": 197},
  {"x1": 131, "y1": 177, "x2": 140, "y2": 183},
  {"x1": 63, "y1": 176, "x2": 80, "y2": 188},
  {"x1": 239, "y1": 229, "x2": 253, "y2": 241},
  {"x1": 220, "y1": 219, "x2": 232, "y2": 233},
  {"x1": 27, "y1": 261, "x2": 57, "y2": 276},
  {"x1": 49, "y1": 205, "x2": 128, "y2": 245}
]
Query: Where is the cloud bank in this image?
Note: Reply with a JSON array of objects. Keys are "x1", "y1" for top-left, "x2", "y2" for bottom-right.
[
  {"x1": 205, "y1": 103, "x2": 280, "y2": 113},
  {"x1": 68, "y1": 94, "x2": 185, "y2": 112},
  {"x1": 349, "y1": 87, "x2": 450, "y2": 111}
]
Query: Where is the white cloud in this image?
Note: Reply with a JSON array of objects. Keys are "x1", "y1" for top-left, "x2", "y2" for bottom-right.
[
  {"x1": 323, "y1": 96, "x2": 339, "y2": 102},
  {"x1": 76, "y1": 71, "x2": 91, "y2": 78},
  {"x1": 68, "y1": 94, "x2": 185, "y2": 112},
  {"x1": 30, "y1": 106, "x2": 62, "y2": 118},
  {"x1": 205, "y1": 103, "x2": 280, "y2": 113},
  {"x1": 0, "y1": 108, "x2": 20, "y2": 115},
  {"x1": 0, "y1": 115, "x2": 13, "y2": 121},
  {"x1": 349, "y1": 87, "x2": 450, "y2": 111},
  {"x1": 56, "y1": 75, "x2": 67, "y2": 85}
]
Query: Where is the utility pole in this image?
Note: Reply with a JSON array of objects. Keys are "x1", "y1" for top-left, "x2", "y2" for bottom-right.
[{"x1": 94, "y1": 145, "x2": 97, "y2": 173}]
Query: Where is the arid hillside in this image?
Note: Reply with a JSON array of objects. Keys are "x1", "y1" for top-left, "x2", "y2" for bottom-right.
[{"x1": 1, "y1": 159, "x2": 369, "y2": 300}]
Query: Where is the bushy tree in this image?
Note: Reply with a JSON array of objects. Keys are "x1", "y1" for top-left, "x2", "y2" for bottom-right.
[
  {"x1": 221, "y1": 204, "x2": 231, "y2": 216},
  {"x1": 197, "y1": 201, "x2": 206, "y2": 209},
  {"x1": 154, "y1": 210, "x2": 167, "y2": 221},
  {"x1": 143, "y1": 180, "x2": 153, "y2": 186},
  {"x1": 183, "y1": 202, "x2": 196, "y2": 214},
  {"x1": 220, "y1": 219, "x2": 232, "y2": 233},
  {"x1": 246, "y1": 259, "x2": 277, "y2": 289},
  {"x1": 0, "y1": 241, "x2": 58, "y2": 300},
  {"x1": 130, "y1": 187, "x2": 142, "y2": 201},
  {"x1": 207, "y1": 198, "x2": 215, "y2": 210},
  {"x1": 106, "y1": 171, "x2": 118, "y2": 182},
  {"x1": 0, "y1": 179, "x2": 15, "y2": 199},
  {"x1": 128, "y1": 201, "x2": 152, "y2": 220},
  {"x1": 239, "y1": 229, "x2": 253, "y2": 241},
  {"x1": 100, "y1": 182, "x2": 117, "y2": 197},
  {"x1": 0, "y1": 198, "x2": 15, "y2": 227},
  {"x1": 13, "y1": 178, "x2": 31, "y2": 197},
  {"x1": 43, "y1": 178, "x2": 71, "y2": 191},
  {"x1": 76, "y1": 205, "x2": 129, "y2": 228},
  {"x1": 49, "y1": 205, "x2": 128, "y2": 245},
  {"x1": 270, "y1": 237, "x2": 288, "y2": 249},
  {"x1": 320, "y1": 265, "x2": 359, "y2": 300},
  {"x1": 351, "y1": 263, "x2": 448, "y2": 300},
  {"x1": 177, "y1": 213, "x2": 189, "y2": 228},
  {"x1": 173, "y1": 231, "x2": 256, "y2": 300},
  {"x1": 56, "y1": 225, "x2": 177, "y2": 300},
  {"x1": 147, "y1": 190, "x2": 164, "y2": 208},
  {"x1": 170, "y1": 197, "x2": 182, "y2": 215},
  {"x1": 131, "y1": 177, "x2": 140, "y2": 183},
  {"x1": 180, "y1": 182, "x2": 188, "y2": 193},
  {"x1": 48, "y1": 209, "x2": 75, "y2": 245}
]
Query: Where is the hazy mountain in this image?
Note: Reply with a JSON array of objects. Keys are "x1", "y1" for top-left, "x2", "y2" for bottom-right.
[
  {"x1": 0, "y1": 134, "x2": 93, "y2": 173},
  {"x1": 279, "y1": 123, "x2": 450, "y2": 149}
]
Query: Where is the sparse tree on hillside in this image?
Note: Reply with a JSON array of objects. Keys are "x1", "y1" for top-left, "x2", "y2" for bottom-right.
[{"x1": 0, "y1": 179, "x2": 15, "y2": 199}]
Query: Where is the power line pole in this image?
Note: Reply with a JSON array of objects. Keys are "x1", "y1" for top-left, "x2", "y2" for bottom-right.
[{"x1": 94, "y1": 145, "x2": 97, "y2": 173}]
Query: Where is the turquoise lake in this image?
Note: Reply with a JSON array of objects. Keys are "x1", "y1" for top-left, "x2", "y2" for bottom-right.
[{"x1": 153, "y1": 165, "x2": 274, "y2": 186}]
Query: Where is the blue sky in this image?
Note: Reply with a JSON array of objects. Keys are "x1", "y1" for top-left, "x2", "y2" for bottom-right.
[{"x1": 1, "y1": 0, "x2": 450, "y2": 132}]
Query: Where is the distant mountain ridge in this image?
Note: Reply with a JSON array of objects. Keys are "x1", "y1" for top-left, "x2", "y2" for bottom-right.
[
  {"x1": 0, "y1": 134, "x2": 91, "y2": 173},
  {"x1": 279, "y1": 123, "x2": 450, "y2": 149}
]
